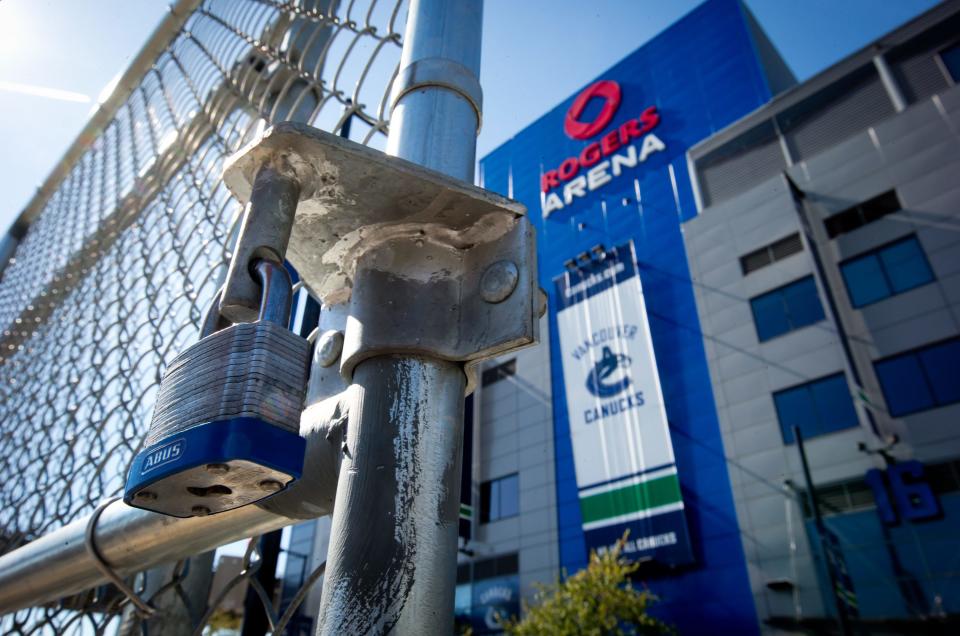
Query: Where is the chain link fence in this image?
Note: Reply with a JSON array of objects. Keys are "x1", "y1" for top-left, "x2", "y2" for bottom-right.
[{"x1": 0, "y1": 0, "x2": 406, "y2": 632}]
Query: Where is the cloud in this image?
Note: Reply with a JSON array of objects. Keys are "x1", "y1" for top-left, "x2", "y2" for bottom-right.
[{"x1": 0, "y1": 80, "x2": 90, "y2": 103}]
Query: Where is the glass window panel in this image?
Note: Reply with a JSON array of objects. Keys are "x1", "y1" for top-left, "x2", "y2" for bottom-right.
[
  {"x1": 875, "y1": 354, "x2": 935, "y2": 417},
  {"x1": 809, "y1": 374, "x2": 859, "y2": 435},
  {"x1": 499, "y1": 474, "x2": 519, "y2": 519},
  {"x1": 879, "y1": 238, "x2": 933, "y2": 294},
  {"x1": 862, "y1": 191, "x2": 901, "y2": 223},
  {"x1": 919, "y1": 340, "x2": 960, "y2": 407},
  {"x1": 942, "y1": 44, "x2": 960, "y2": 82},
  {"x1": 774, "y1": 385, "x2": 818, "y2": 443},
  {"x1": 783, "y1": 276, "x2": 825, "y2": 330},
  {"x1": 825, "y1": 209, "x2": 859, "y2": 238},
  {"x1": 751, "y1": 291, "x2": 790, "y2": 341},
  {"x1": 841, "y1": 254, "x2": 890, "y2": 307},
  {"x1": 489, "y1": 480, "x2": 500, "y2": 521},
  {"x1": 480, "y1": 480, "x2": 492, "y2": 523}
]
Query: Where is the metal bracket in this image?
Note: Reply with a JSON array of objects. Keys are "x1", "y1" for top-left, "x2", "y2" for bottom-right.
[{"x1": 223, "y1": 122, "x2": 538, "y2": 392}]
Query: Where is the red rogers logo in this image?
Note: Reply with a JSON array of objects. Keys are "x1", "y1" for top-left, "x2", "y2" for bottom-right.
[
  {"x1": 542, "y1": 80, "x2": 666, "y2": 218},
  {"x1": 564, "y1": 80, "x2": 622, "y2": 140}
]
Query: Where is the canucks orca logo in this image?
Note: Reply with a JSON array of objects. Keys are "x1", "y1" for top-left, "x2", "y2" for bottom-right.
[{"x1": 586, "y1": 346, "x2": 632, "y2": 397}]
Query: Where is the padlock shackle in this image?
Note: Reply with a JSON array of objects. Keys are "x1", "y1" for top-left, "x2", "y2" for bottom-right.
[
  {"x1": 199, "y1": 260, "x2": 293, "y2": 338},
  {"x1": 253, "y1": 258, "x2": 293, "y2": 327}
]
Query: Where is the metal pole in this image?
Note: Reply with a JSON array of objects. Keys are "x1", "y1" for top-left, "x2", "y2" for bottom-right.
[
  {"x1": 793, "y1": 426, "x2": 854, "y2": 636},
  {"x1": 786, "y1": 175, "x2": 883, "y2": 440},
  {"x1": 316, "y1": 1, "x2": 483, "y2": 633},
  {"x1": 0, "y1": 501, "x2": 294, "y2": 613},
  {"x1": 385, "y1": 0, "x2": 483, "y2": 181},
  {"x1": 318, "y1": 357, "x2": 466, "y2": 633}
]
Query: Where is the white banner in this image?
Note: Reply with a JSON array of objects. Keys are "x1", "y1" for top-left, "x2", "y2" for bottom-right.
[{"x1": 554, "y1": 243, "x2": 693, "y2": 563}]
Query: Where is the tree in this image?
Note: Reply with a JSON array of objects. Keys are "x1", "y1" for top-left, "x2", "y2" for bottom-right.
[{"x1": 502, "y1": 533, "x2": 672, "y2": 636}]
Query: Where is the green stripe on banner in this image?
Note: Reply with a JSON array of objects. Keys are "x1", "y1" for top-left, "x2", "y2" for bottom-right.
[
  {"x1": 579, "y1": 474, "x2": 682, "y2": 524},
  {"x1": 460, "y1": 503, "x2": 472, "y2": 519}
]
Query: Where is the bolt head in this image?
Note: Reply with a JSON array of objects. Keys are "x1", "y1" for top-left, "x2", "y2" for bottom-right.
[
  {"x1": 315, "y1": 330, "x2": 344, "y2": 368},
  {"x1": 480, "y1": 260, "x2": 519, "y2": 303},
  {"x1": 259, "y1": 479, "x2": 284, "y2": 493},
  {"x1": 191, "y1": 505, "x2": 211, "y2": 516},
  {"x1": 205, "y1": 463, "x2": 230, "y2": 475}
]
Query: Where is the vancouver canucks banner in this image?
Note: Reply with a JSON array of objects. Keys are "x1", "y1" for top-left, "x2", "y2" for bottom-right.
[{"x1": 554, "y1": 242, "x2": 694, "y2": 565}]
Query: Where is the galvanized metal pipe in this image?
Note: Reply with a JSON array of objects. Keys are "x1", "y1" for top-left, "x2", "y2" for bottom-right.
[
  {"x1": 0, "y1": 500, "x2": 294, "y2": 612},
  {"x1": 385, "y1": 0, "x2": 483, "y2": 182},
  {"x1": 317, "y1": 357, "x2": 466, "y2": 633},
  {"x1": 317, "y1": 0, "x2": 483, "y2": 632}
]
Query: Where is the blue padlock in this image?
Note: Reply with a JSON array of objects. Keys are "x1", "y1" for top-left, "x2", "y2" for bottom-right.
[{"x1": 124, "y1": 260, "x2": 308, "y2": 517}]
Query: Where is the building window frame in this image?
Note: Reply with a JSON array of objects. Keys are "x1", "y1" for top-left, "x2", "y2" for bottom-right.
[
  {"x1": 773, "y1": 372, "x2": 860, "y2": 444},
  {"x1": 739, "y1": 232, "x2": 804, "y2": 275},
  {"x1": 749, "y1": 275, "x2": 826, "y2": 342},
  {"x1": 839, "y1": 234, "x2": 935, "y2": 308},
  {"x1": 874, "y1": 336, "x2": 960, "y2": 417},
  {"x1": 479, "y1": 473, "x2": 520, "y2": 524},
  {"x1": 823, "y1": 190, "x2": 901, "y2": 239}
]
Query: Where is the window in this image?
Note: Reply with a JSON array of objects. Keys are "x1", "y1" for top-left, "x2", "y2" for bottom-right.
[
  {"x1": 481, "y1": 359, "x2": 516, "y2": 387},
  {"x1": 940, "y1": 42, "x2": 960, "y2": 83},
  {"x1": 773, "y1": 373, "x2": 859, "y2": 443},
  {"x1": 740, "y1": 233, "x2": 803, "y2": 275},
  {"x1": 840, "y1": 235, "x2": 934, "y2": 307},
  {"x1": 800, "y1": 478, "x2": 876, "y2": 518},
  {"x1": 750, "y1": 276, "x2": 825, "y2": 341},
  {"x1": 824, "y1": 190, "x2": 901, "y2": 238},
  {"x1": 874, "y1": 337, "x2": 960, "y2": 416},
  {"x1": 471, "y1": 553, "x2": 519, "y2": 581},
  {"x1": 480, "y1": 473, "x2": 519, "y2": 523}
]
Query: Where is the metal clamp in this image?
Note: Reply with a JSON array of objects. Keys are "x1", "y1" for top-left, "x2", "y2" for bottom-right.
[
  {"x1": 390, "y1": 57, "x2": 484, "y2": 132},
  {"x1": 222, "y1": 123, "x2": 539, "y2": 393}
]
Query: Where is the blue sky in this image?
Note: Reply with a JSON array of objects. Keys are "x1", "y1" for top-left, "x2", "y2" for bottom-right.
[{"x1": 0, "y1": 0, "x2": 941, "y2": 234}]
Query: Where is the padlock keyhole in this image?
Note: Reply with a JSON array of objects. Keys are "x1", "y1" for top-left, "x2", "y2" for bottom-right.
[{"x1": 186, "y1": 484, "x2": 233, "y2": 498}]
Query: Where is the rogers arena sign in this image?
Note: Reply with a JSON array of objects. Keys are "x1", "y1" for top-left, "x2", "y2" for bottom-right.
[{"x1": 542, "y1": 80, "x2": 665, "y2": 218}]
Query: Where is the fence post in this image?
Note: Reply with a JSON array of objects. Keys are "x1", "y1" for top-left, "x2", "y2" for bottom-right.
[{"x1": 314, "y1": 0, "x2": 484, "y2": 633}]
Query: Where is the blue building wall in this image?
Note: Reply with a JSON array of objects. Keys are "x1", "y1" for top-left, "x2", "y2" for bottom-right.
[{"x1": 479, "y1": 0, "x2": 793, "y2": 631}]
